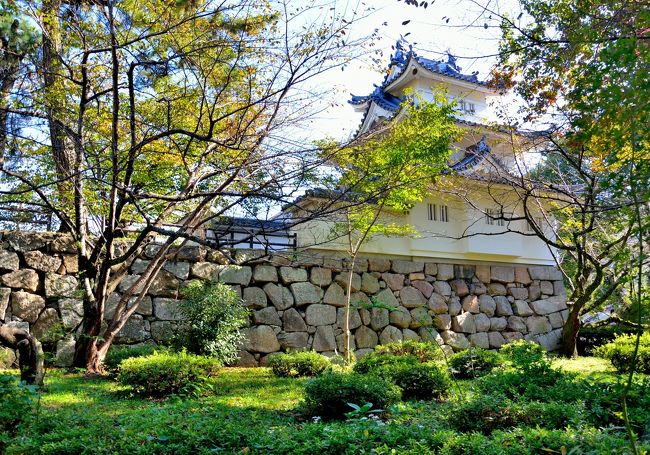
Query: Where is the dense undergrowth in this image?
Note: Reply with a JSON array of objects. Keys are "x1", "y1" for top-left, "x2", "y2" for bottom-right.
[{"x1": 1, "y1": 349, "x2": 649, "y2": 454}]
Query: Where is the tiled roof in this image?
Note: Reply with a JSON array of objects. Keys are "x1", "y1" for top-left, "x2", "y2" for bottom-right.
[
  {"x1": 349, "y1": 40, "x2": 489, "y2": 138},
  {"x1": 349, "y1": 85, "x2": 403, "y2": 111},
  {"x1": 449, "y1": 137, "x2": 491, "y2": 172}
]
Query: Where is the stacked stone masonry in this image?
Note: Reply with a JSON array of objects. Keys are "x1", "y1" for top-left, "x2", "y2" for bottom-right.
[{"x1": 0, "y1": 231, "x2": 569, "y2": 367}]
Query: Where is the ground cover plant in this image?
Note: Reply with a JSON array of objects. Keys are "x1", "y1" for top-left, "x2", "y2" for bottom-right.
[
  {"x1": 0, "y1": 354, "x2": 648, "y2": 454},
  {"x1": 0, "y1": 374, "x2": 37, "y2": 452},
  {"x1": 268, "y1": 351, "x2": 332, "y2": 378}
]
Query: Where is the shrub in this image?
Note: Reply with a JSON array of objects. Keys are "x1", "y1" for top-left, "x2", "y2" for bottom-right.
[
  {"x1": 389, "y1": 362, "x2": 451, "y2": 400},
  {"x1": 117, "y1": 351, "x2": 219, "y2": 397},
  {"x1": 104, "y1": 345, "x2": 169, "y2": 376},
  {"x1": 352, "y1": 351, "x2": 418, "y2": 375},
  {"x1": 447, "y1": 394, "x2": 580, "y2": 434},
  {"x1": 174, "y1": 281, "x2": 249, "y2": 364},
  {"x1": 448, "y1": 347, "x2": 503, "y2": 379},
  {"x1": 578, "y1": 324, "x2": 637, "y2": 355},
  {"x1": 476, "y1": 367, "x2": 569, "y2": 402},
  {"x1": 593, "y1": 332, "x2": 650, "y2": 374},
  {"x1": 375, "y1": 340, "x2": 442, "y2": 362},
  {"x1": 268, "y1": 351, "x2": 331, "y2": 378},
  {"x1": 0, "y1": 349, "x2": 8, "y2": 367},
  {"x1": 500, "y1": 340, "x2": 550, "y2": 373},
  {"x1": 0, "y1": 374, "x2": 37, "y2": 450},
  {"x1": 353, "y1": 352, "x2": 450, "y2": 400},
  {"x1": 302, "y1": 372, "x2": 401, "y2": 420}
]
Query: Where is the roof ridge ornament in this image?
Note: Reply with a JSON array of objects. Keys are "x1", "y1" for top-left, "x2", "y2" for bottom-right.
[
  {"x1": 446, "y1": 51, "x2": 461, "y2": 72},
  {"x1": 390, "y1": 36, "x2": 412, "y2": 68}
]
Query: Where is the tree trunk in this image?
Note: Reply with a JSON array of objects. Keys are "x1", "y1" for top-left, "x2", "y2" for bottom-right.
[
  {"x1": 72, "y1": 296, "x2": 103, "y2": 369},
  {"x1": 343, "y1": 256, "x2": 357, "y2": 364},
  {"x1": 560, "y1": 305, "x2": 581, "y2": 358},
  {"x1": 42, "y1": 0, "x2": 75, "y2": 223},
  {"x1": 0, "y1": 325, "x2": 44, "y2": 386}
]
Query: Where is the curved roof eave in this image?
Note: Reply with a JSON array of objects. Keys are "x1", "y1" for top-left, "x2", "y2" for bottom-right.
[{"x1": 383, "y1": 55, "x2": 497, "y2": 96}]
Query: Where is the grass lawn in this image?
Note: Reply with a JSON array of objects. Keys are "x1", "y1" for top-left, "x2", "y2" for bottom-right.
[{"x1": 2, "y1": 357, "x2": 649, "y2": 454}]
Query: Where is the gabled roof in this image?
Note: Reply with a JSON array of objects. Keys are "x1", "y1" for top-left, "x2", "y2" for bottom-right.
[
  {"x1": 350, "y1": 85, "x2": 403, "y2": 111},
  {"x1": 449, "y1": 136, "x2": 491, "y2": 172},
  {"x1": 351, "y1": 39, "x2": 487, "y2": 114}
]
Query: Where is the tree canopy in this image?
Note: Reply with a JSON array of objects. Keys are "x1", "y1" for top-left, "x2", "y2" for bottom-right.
[{"x1": 0, "y1": 0, "x2": 372, "y2": 373}]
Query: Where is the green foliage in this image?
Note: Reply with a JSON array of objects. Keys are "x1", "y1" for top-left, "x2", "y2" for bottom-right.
[
  {"x1": 353, "y1": 352, "x2": 450, "y2": 400},
  {"x1": 352, "y1": 351, "x2": 418, "y2": 375},
  {"x1": 447, "y1": 394, "x2": 580, "y2": 434},
  {"x1": 578, "y1": 324, "x2": 638, "y2": 355},
  {"x1": 375, "y1": 340, "x2": 442, "y2": 363},
  {"x1": 500, "y1": 340, "x2": 551, "y2": 373},
  {"x1": 302, "y1": 372, "x2": 401, "y2": 420},
  {"x1": 268, "y1": 351, "x2": 331, "y2": 378},
  {"x1": 344, "y1": 402, "x2": 384, "y2": 421},
  {"x1": 593, "y1": 332, "x2": 650, "y2": 374},
  {"x1": 0, "y1": 374, "x2": 37, "y2": 450},
  {"x1": 448, "y1": 347, "x2": 503, "y2": 379},
  {"x1": 104, "y1": 344, "x2": 170, "y2": 376},
  {"x1": 174, "y1": 281, "x2": 249, "y2": 364},
  {"x1": 436, "y1": 427, "x2": 635, "y2": 455},
  {"x1": 0, "y1": 3, "x2": 38, "y2": 57},
  {"x1": 330, "y1": 96, "x2": 460, "y2": 214},
  {"x1": 476, "y1": 366, "x2": 569, "y2": 403},
  {"x1": 389, "y1": 362, "x2": 451, "y2": 401},
  {"x1": 117, "y1": 351, "x2": 219, "y2": 398},
  {"x1": 3, "y1": 365, "x2": 650, "y2": 454}
]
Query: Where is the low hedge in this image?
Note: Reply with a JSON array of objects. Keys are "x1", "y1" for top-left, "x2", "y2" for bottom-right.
[
  {"x1": 448, "y1": 347, "x2": 503, "y2": 379},
  {"x1": 352, "y1": 351, "x2": 418, "y2": 375},
  {"x1": 447, "y1": 393, "x2": 580, "y2": 434},
  {"x1": 268, "y1": 351, "x2": 331, "y2": 378},
  {"x1": 374, "y1": 340, "x2": 443, "y2": 362},
  {"x1": 117, "y1": 351, "x2": 219, "y2": 397},
  {"x1": 578, "y1": 324, "x2": 637, "y2": 356},
  {"x1": 302, "y1": 372, "x2": 401, "y2": 420},
  {"x1": 593, "y1": 332, "x2": 650, "y2": 374},
  {"x1": 104, "y1": 345, "x2": 169, "y2": 376},
  {"x1": 353, "y1": 352, "x2": 450, "y2": 400}
]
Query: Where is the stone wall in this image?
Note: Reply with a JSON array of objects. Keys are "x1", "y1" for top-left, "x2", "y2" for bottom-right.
[{"x1": 0, "y1": 231, "x2": 569, "y2": 367}]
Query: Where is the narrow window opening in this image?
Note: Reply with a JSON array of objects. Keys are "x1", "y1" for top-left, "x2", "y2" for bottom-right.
[
  {"x1": 486, "y1": 208, "x2": 504, "y2": 226},
  {"x1": 440, "y1": 205, "x2": 449, "y2": 222},
  {"x1": 427, "y1": 203, "x2": 436, "y2": 221}
]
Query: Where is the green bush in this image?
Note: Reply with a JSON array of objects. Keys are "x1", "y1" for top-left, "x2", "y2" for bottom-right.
[
  {"x1": 104, "y1": 345, "x2": 169, "y2": 376},
  {"x1": 353, "y1": 352, "x2": 450, "y2": 400},
  {"x1": 268, "y1": 351, "x2": 331, "y2": 378},
  {"x1": 0, "y1": 349, "x2": 8, "y2": 367},
  {"x1": 500, "y1": 339, "x2": 551, "y2": 373},
  {"x1": 117, "y1": 351, "x2": 219, "y2": 397},
  {"x1": 303, "y1": 372, "x2": 401, "y2": 420},
  {"x1": 447, "y1": 394, "x2": 580, "y2": 434},
  {"x1": 593, "y1": 332, "x2": 650, "y2": 374},
  {"x1": 448, "y1": 347, "x2": 503, "y2": 379},
  {"x1": 476, "y1": 367, "x2": 569, "y2": 402},
  {"x1": 389, "y1": 362, "x2": 451, "y2": 400},
  {"x1": 353, "y1": 351, "x2": 418, "y2": 375},
  {"x1": 0, "y1": 374, "x2": 37, "y2": 450},
  {"x1": 578, "y1": 324, "x2": 637, "y2": 355},
  {"x1": 174, "y1": 281, "x2": 249, "y2": 364},
  {"x1": 375, "y1": 340, "x2": 442, "y2": 362}
]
